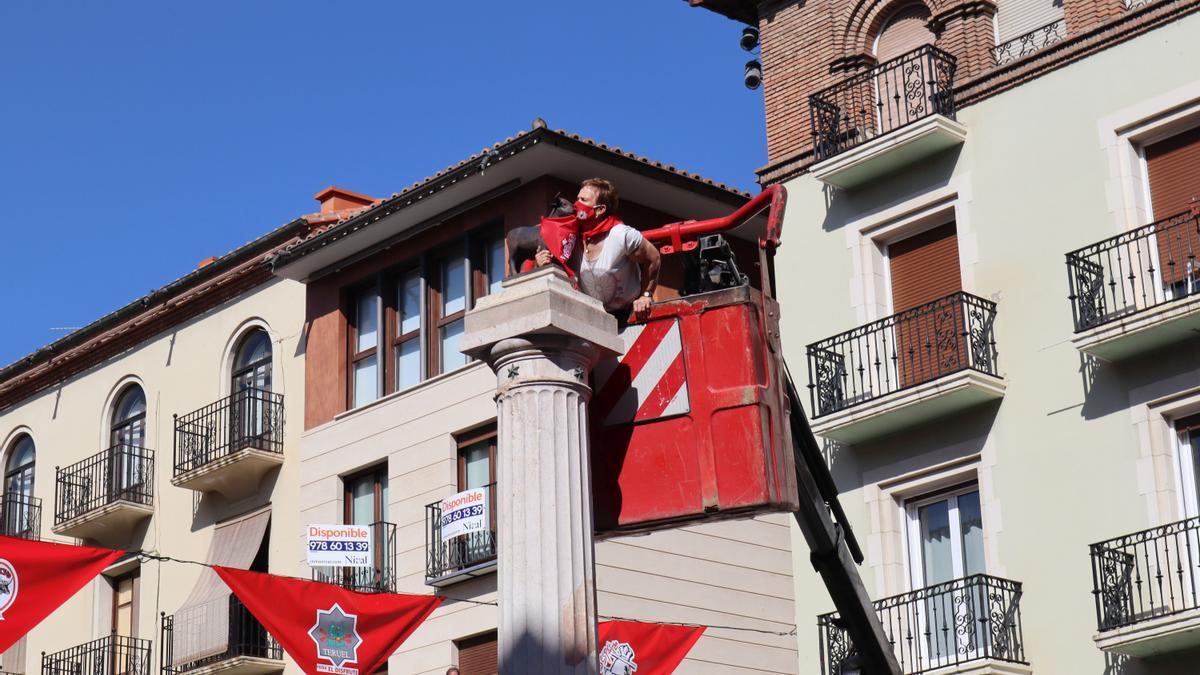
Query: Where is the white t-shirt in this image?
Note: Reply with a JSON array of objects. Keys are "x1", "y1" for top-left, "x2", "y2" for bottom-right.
[{"x1": 579, "y1": 223, "x2": 645, "y2": 311}]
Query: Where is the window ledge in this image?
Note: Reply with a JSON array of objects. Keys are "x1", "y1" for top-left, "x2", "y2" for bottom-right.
[
  {"x1": 923, "y1": 660, "x2": 1032, "y2": 675},
  {"x1": 1095, "y1": 606, "x2": 1200, "y2": 657},
  {"x1": 812, "y1": 115, "x2": 967, "y2": 189},
  {"x1": 334, "y1": 361, "x2": 489, "y2": 423},
  {"x1": 811, "y1": 370, "x2": 1005, "y2": 444},
  {"x1": 1072, "y1": 293, "x2": 1200, "y2": 362}
]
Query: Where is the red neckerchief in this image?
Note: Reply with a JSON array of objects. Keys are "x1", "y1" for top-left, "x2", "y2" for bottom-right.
[
  {"x1": 582, "y1": 215, "x2": 621, "y2": 243},
  {"x1": 539, "y1": 214, "x2": 581, "y2": 279}
]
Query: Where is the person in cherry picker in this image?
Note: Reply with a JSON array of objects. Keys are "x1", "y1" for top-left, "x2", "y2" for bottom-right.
[{"x1": 535, "y1": 178, "x2": 661, "y2": 328}]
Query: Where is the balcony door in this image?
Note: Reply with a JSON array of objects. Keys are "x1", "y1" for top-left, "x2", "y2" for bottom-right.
[
  {"x1": 110, "y1": 386, "x2": 147, "y2": 501},
  {"x1": 1176, "y1": 415, "x2": 1200, "y2": 519},
  {"x1": 231, "y1": 329, "x2": 273, "y2": 449},
  {"x1": 456, "y1": 430, "x2": 497, "y2": 568},
  {"x1": 873, "y1": 4, "x2": 936, "y2": 135},
  {"x1": 888, "y1": 223, "x2": 964, "y2": 389},
  {"x1": 1145, "y1": 125, "x2": 1200, "y2": 296},
  {"x1": 345, "y1": 466, "x2": 388, "y2": 590},
  {"x1": 906, "y1": 486, "x2": 986, "y2": 668},
  {"x1": 110, "y1": 569, "x2": 140, "y2": 675},
  {"x1": 4, "y1": 435, "x2": 35, "y2": 537}
]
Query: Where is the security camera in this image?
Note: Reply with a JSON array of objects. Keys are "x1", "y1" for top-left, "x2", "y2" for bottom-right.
[
  {"x1": 740, "y1": 27, "x2": 759, "y2": 52},
  {"x1": 744, "y1": 60, "x2": 762, "y2": 90}
]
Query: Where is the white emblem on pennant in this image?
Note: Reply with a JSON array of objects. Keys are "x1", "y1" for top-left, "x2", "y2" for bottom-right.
[
  {"x1": 599, "y1": 639, "x2": 638, "y2": 674},
  {"x1": 308, "y1": 603, "x2": 362, "y2": 675},
  {"x1": 0, "y1": 559, "x2": 17, "y2": 619}
]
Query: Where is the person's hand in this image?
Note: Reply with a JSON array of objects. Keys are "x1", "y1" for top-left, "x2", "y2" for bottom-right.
[
  {"x1": 632, "y1": 294, "x2": 652, "y2": 321},
  {"x1": 534, "y1": 248, "x2": 552, "y2": 267}
]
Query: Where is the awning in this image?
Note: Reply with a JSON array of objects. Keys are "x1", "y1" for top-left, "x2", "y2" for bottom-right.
[{"x1": 171, "y1": 506, "x2": 270, "y2": 666}]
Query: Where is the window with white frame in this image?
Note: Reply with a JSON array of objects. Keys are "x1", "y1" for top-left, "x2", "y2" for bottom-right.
[
  {"x1": 1174, "y1": 414, "x2": 1200, "y2": 519},
  {"x1": 906, "y1": 484, "x2": 985, "y2": 590}
]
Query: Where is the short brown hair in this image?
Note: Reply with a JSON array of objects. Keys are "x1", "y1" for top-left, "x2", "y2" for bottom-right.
[{"x1": 582, "y1": 178, "x2": 619, "y2": 214}]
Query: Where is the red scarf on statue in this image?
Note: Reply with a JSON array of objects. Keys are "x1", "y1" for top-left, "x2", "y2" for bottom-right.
[{"x1": 538, "y1": 213, "x2": 622, "y2": 279}]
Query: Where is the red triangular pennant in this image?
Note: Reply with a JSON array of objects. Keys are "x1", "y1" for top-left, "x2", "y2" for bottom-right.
[
  {"x1": 0, "y1": 535, "x2": 123, "y2": 653},
  {"x1": 598, "y1": 620, "x2": 705, "y2": 674},
  {"x1": 215, "y1": 567, "x2": 442, "y2": 675}
]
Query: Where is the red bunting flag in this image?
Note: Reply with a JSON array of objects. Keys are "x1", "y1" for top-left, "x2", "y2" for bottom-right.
[
  {"x1": 0, "y1": 535, "x2": 123, "y2": 654},
  {"x1": 598, "y1": 620, "x2": 705, "y2": 674},
  {"x1": 214, "y1": 567, "x2": 442, "y2": 675}
]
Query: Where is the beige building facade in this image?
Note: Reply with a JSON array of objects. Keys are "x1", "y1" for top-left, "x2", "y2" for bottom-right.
[{"x1": 691, "y1": 0, "x2": 1200, "y2": 672}]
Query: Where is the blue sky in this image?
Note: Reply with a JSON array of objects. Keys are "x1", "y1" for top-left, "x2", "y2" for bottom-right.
[{"x1": 0, "y1": 1, "x2": 763, "y2": 367}]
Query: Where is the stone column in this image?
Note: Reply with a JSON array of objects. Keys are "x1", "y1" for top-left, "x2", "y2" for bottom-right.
[{"x1": 461, "y1": 267, "x2": 623, "y2": 674}]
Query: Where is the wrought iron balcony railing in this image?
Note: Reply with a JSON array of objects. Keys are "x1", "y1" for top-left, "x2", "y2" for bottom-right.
[
  {"x1": 55, "y1": 445, "x2": 154, "y2": 525},
  {"x1": 807, "y1": 292, "x2": 999, "y2": 418},
  {"x1": 161, "y1": 595, "x2": 281, "y2": 675},
  {"x1": 174, "y1": 388, "x2": 284, "y2": 477},
  {"x1": 42, "y1": 634, "x2": 153, "y2": 675},
  {"x1": 1, "y1": 492, "x2": 41, "y2": 540},
  {"x1": 991, "y1": 19, "x2": 1065, "y2": 66},
  {"x1": 810, "y1": 45, "x2": 957, "y2": 162},
  {"x1": 819, "y1": 574, "x2": 1026, "y2": 674},
  {"x1": 1090, "y1": 516, "x2": 1200, "y2": 631},
  {"x1": 426, "y1": 482, "x2": 497, "y2": 583},
  {"x1": 312, "y1": 521, "x2": 397, "y2": 593},
  {"x1": 1067, "y1": 209, "x2": 1200, "y2": 332}
]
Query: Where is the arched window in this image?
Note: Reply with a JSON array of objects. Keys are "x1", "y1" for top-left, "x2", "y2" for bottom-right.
[
  {"x1": 111, "y1": 385, "x2": 147, "y2": 449},
  {"x1": 874, "y1": 4, "x2": 935, "y2": 62},
  {"x1": 232, "y1": 328, "x2": 272, "y2": 393},
  {"x1": 4, "y1": 435, "x2": 35, "y2": 498}
]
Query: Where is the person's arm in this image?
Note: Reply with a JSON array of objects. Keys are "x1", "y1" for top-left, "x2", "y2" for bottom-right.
[{"x1": 629, "y1": 237, "x2": 661, "y2": 320}]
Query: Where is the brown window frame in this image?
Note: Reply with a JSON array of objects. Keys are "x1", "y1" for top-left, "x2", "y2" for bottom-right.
[{"x1": 344, "y1": 222, "x2": 506, "y2": 409}]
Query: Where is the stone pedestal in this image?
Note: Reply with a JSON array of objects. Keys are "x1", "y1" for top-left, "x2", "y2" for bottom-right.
[{"x1": 461, "y1": 267, "x2": 622, "y2": 674}]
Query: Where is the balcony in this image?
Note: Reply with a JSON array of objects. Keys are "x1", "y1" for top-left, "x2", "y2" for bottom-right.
[
  {"x1": 173, "y1": 389, "x2": 284, "y2": 498},
  {"x1": 991, "y1": 20, "x2": 1066, "y2": 66},
  {"x1": 1066, "y1": 210, "x2": 1200, "y2": 361},
  {"x1": 42, "y1": 635, "x2": 153, "y2": 675},
  {"x1": 1091, "y1": 516, "x2": 1200, "y2": 657},
  {"x1": 819, "y1": 575, "x2": 1029, "y2": 674},
  {"x1": 161, "y1": 596, "x2": 283, "y2": 675},
  {"x1": 806, "y1": 292, "x2": 1004, "y2": 444},
  {"x1": 53, "y1": 445, "x2": 153, "y2": 541},
  {"x1": 1, "y1": 492, "x2": 41, "y2": 540},
  {"x1": 809, "y1": 45, "x2": 964, "y2": 189},
  {"x1": 312, "y1": 521, "x2": 397, "y2": 593},
  {"x1": 425, "y1": 482, "x2": 497, "y2": 587}
]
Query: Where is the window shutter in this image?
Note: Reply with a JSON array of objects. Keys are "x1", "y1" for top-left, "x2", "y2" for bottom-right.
[
  {"x1": 888, "y1": 223, "x2": 962, "y2": 313},
  {"x1": 875, "y1": 4, "x2": 936, "y2": 62},
  {"x1": 995, "y1": 0, "x2": 1065, "y2": 43},
  {"x1": 456, "y1": 632, "x2": 498, "y2": 675},
  {"x1": 1146, "y1": 126, "x2": 1200, "y2": 286}
]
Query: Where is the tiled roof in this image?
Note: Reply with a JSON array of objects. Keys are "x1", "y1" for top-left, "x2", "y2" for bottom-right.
[{"x1": 281, "y1": 125, "x2": 752, "y2": 260}]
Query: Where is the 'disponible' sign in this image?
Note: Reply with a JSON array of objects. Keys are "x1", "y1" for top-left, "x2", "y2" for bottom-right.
[
  {"x1": 439, "y1": 488, "x2": 488, "y2": 542},
  {"x1": 306, "y1": 524, "x2": 372, "y2": 567}
]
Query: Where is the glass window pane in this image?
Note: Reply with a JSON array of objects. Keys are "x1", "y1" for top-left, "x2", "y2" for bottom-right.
[
  {"x1": 353, "y1": 355, "x2": 378, "y2": 407},
  {"x1": 487, "y1": 239, "x2": 505, "y2": 295},
  {"x1": 442, "y1": 258, "x2": 465, "y2": 315},
  {"x1": 350, "y1": 475, "x2": 376, "y2": 525},
  {"x1": 463, "y1": 442, "x2": 491, "y2": 489},
  {"x1": 918, "y1": 499, "x2": 953, "y2": 587},
  {"x1": 396, "y1": 339, "x2": 421, "y2": 390},
  {"x1": 957, "y1": 491, "x2": 985, "y2": 577},
  {"x1": 356, "y1": 292, "x2": 378, "y2": 352},
  {"x1": 399, "y1": 272, "x2": 421, "y2": 335},
  {"x1": 235, "y1": 329, "x2": 271, "y2": 370},
  {"x1": 441, "y1": 319, "x2": 466, "y2": 372},
  {"x1": 380, "y1": 474, "x2": 389, "y2": 523}
]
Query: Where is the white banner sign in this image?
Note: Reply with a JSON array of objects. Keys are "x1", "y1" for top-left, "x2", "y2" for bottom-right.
[
  {"x1": 439, "y1": 488, "x2": 489, "y2": 541},
  {"x1": 306, "y1": 524, "x2": 372, "y2": 567}
]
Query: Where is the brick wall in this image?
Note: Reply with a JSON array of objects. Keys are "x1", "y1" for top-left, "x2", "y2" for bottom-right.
[{"x1": 1063, "y1": 0, "x2": 1126, "y2": 33}]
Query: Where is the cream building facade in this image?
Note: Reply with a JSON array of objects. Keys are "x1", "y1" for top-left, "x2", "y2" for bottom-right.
[{"x1": 690, "y1": 0, "x2": 1200, "y2": 672}]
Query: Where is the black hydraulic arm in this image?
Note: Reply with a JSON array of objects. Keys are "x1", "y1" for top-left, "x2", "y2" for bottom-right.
[{"x1": 783, "y1": 361, "x2": 901, "y2": 675}]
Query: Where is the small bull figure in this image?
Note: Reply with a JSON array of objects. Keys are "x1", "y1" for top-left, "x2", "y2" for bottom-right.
[{"x1": 505, "y1": 194, "x2": 576, "y2": 275}]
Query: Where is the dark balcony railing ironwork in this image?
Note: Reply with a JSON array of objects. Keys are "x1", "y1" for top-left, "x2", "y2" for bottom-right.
[
  {"x1": 312, "y1": 521, "x2": 398, "y2": 593},
  {"x1": 1, "y1": 492, "x2": 41, "y2": 539},
  {"x1": 991, "y1": 19, "x2": 1065, "y2": 66},
  {"x1": 1066, "y1": 209, "x2": 1200, "y2": 332},
  {"x1": 174, "y1": 388, "x2": 284, "y2": 477},
  {"x1": 806, "y1": 292, "x2": 999, "y2": 418},
  {"x1": 54, "y1": 445, "x2": 153, "y2": 525},
  {"x1": 426, "y1": 482, "x2": 497, "y2": 583},
  {"x1": 1090, "y1": 516, "x2": 1200, "y2": 631},
  {"x1": 819, "y1": 574, "x2": 1026, "y2": 675},
  {"x1": 810, "y1": 45, "x2": 957, "y2": 162},
  {"x1": 41, "y1": 634, "x2": 153, "y2": 675},
  {"x1": 161, "y1": 595, "x2": 281, "y2": 675}
]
